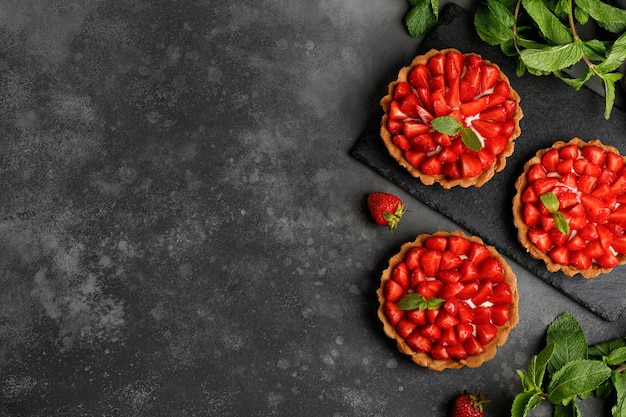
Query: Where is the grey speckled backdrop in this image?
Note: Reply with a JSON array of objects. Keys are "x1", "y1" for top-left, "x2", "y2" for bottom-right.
[{"x1": 0, "y1": 1, "x2": 624, "y2": 416}]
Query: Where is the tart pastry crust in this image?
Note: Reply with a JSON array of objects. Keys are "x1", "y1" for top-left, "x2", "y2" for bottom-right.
[
  {"x1": 513, "y1": 137, "x2": 626, "y2": 278},
  {"x1": 380, "y1": 48, "x2": 523, "y2": 189},
  {"x1": 376, "y1": 230, "x2": 519, "y2": 370}
]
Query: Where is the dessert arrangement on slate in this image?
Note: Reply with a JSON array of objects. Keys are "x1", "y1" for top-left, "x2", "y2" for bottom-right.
[{"x1": 352, "y1": 3, "x2": 626, "y2": 322}]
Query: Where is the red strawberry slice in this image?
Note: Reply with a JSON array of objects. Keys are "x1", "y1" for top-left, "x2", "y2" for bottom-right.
[
  {"x1": 406, "y1": 247, "x2": 426, "y2": 270},
  {"x1": 421, "y1": 249, "x2": 442, "y2": 277},
  {"x1": 421, "y1": 156, "x2": 443, "y2": 175},
  {"x1": 460, "y1": 66, "x2": 480, "y2": 103},
  {"x1": 408, "y1": 64, "x2": 430, "y2": 89},
  {"x1": 425, "y1": 236, "x2": 449, "y2": 251},
  {"x1": 471, "y1": 119, "x2": 502, "y2": 139},
  {"x1": 399, "y1": 94, "x2": 421, "y2": 118},
  {"x1": 456, "y1": 281, "x2": 479, "y2": 300},
  {"x1": 431, "y1": 343, "x2": 450, "y2": 360},
  {"x1": 607, "y1": 152, "x2": 625, "y2": 172},
  {"x1": 446, "y1": 343, "x2": 467, "y2": 360},
  {"x1": 448, "y1": 235, "x2": 471, "y2": 255},
  {"x1": 459, "y1": 153, "x2": 483, "y2": 178},
  {"x1": 410, "y1": 133, "x2": 437, "y2": 152},
  {"x1": 460, "y1": 96, "x2": 488, "y2": 117},
  {"x1": 392, "y1": 134, "x2": 412, "y2": 150},
  {"x1": 404, "y1": 150, "x2": 427, "y2": 168},
  {"x1": 407, "y1": 309, "x2": 428, "y2": 326},
  {"x1": 384, "y1": 279, "x2": 405, "y2": 302},
  {"x1": 463, "y1": 335, "x2": 486, "y2": 355},
  {"x1": 570, "y1": 250, "x2": 592, "y2": 270},
  {"x1": 582, "y1": 145, "x2": 607, "y2": 166},
  {"x1": 383, "y1": 301, "x2": 404, "y2": 325},
  {"x1": 476, "y1": 323, "x2": 498, "y2": 345},
  {"x1": 490, "y1": 305, "x2": 510, "y2": 326},
  {"x1": 477, "y1": 257, "x2": 504, "y2": 281},
  {"x1": 541, "y1": 148, "x2": 560, "y2": 172},
  {"x1": 396, "y1": 318, "x2": 418, "y2": 338},
  {"x1": 528, "y1": 228, "x2": 552, "y2": 251},
  {"x1": 394, "y1": 82, "x2": 413, "y2": 100},
  {"x1": 480, "y1": 64, "x2": 500, "y2": 92},
  {"x1": 406, "y1": 332, "x2": 432, "y2": 353},
  {"x1": 392, "y1": 262, "x2": 410, "y2": 289}
]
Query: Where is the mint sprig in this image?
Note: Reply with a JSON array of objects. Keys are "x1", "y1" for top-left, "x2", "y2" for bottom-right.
[
  {"x1": 513, "y1": 313, "x2": 626, "y2": 417},
  {"x1": 540, "y1": 191, "x2": 570, "y2": 235},
  {"x1": 473, "y1": 0, "x2": 626, "y2": 119},
  {"x1": 431, "y1": 116, "x2": 483, "y2": 151},
  {"x1": 396, "y1": 293, "x2": 445, "y2": 310}
]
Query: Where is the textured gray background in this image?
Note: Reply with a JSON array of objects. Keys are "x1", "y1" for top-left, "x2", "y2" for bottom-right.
[{"x1": 0, "y1": 0, "x2": 624, "y2": 416}]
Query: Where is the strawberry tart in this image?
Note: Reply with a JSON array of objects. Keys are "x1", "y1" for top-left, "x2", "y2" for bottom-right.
[
  {"x1": 380, "y1": 48, "x2": 523, "y2": 188},
  {"x1": 377, "y1": 231, "x2": 519, "y2": 370},
  {"x1": 513, "y1": 138, "x2": 626, "y2": 278}
]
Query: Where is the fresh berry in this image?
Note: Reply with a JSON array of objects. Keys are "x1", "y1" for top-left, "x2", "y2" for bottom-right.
[
  {"x1": 381, "y1": 48, "x2": 522, "y2": 187},
  {"x1": 514, "y1": 138, "x2": 626, "y2": 277},
  {"x1": 451, "y1": 392, "x2": 490, "y2": 417},
  {"x1": 367, "y1": 192, "x2": 406, "y2": 234},
  {"x1": 378, "y1": 232, "x2": 518, "y2": 369}
]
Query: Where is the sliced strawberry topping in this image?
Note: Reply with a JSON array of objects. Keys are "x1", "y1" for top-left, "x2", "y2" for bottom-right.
[
  {"x1": 384, "y1": 50, "x2": 521, "y2": 183},
  {"x1": 380, "y1": 233, "x2": 516, "y2": 364},
  {"x1": 517, "y1": 139, "x2": 626, "y2": 275}
]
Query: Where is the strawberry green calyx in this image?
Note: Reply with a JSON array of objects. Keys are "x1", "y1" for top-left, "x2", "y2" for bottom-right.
[{"x1": 383, "y1": 203, "x2": 406, "y2": 234}]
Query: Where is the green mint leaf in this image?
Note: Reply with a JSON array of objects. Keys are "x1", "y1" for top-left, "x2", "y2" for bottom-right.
[
  {"x1": 574, "y1": 5, "x2": 590, "y2": 24},
  {"x1": 553, "y1": 211, "x2": 570, "y2": 235},
  {"x1": 426, "y1": 297, "x2": 445, "y2": 310},
  {"x1": 540, "y1": 192, "x2": 560, "y2": 213},
  {"x1": 547, "y1": 359, "x2": 612, "y2": 404},
  {"x1": 546, "y1": 313, "x2": 588, "y2": 374},
  {"x1": 589, "y1": 336, "x2": 626, "y2": 359},
  {"x1": 397, "y1": 293, "x2": 428, "y2": 310},
  {"x1": 462, "y1": 127, "x2": 483, "y2": 151},
  {"x1": 519, "y1": 43, "x2": 584, "y2": 72},
  {"x1": 521, "y1": 0, "x2": 573, "y2": 44},
  {"x1": 431, "y1": 116, "x2": 463, "y2": 135},
  {"x1": 599, "y1": 71, "x2": 622, "y2": 120},
  {"x1": 528, "y1": 343, "x2": 556, "y2": 388},
  {"x1": 405, "y1": 0, "x2": 438, "y2": 38},
  {"x1": 612, "y1": 371, "x2": 626, "y2": 417},
  {"x1": 607, "y1": 346, "x2": 626, "y2": 366},
  {"x1": 555, "y1": 68, "x2": 594, "y2": 90},
  {"x1": 554, "y1": 401, "x2": 583, "y2": 417},
  {"x1": 474, "y1": 0, "x2": 516, "y2": 45},
  {"x1": 511, "y1": 390, "x2": 544, "y2": 417},
  {"x1": 574, "y1": 0, "x2": 626, "y2": 33},
  {"x1": 597, "y1": 32, "x2": 626, "y2": 73}
]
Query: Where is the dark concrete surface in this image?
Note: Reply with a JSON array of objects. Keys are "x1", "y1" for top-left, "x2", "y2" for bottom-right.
[{"x1": 0, "y1": 1, "x2": 624, "y2": 416}]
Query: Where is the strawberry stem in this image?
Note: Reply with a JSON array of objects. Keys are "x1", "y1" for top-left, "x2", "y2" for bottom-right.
[{"x1": 382, "y1": 203, "x2": 406, "y2": 234}]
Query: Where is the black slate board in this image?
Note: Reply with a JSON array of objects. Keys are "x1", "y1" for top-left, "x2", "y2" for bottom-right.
[{"x1": 351, "y1": 3, "x2": 626, "y2": 321}]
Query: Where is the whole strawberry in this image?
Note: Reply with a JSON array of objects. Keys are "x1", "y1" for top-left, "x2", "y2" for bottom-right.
[
  {"x1": 451, "y1": 392, "x2": 489, "y2": 417},
  {"x1": 367, "y1": 192, "x2": 406, "y2": 234}
]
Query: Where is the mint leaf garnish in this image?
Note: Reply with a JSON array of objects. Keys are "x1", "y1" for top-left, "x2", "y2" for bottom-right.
[
  {"x1": 396, "y1": 293, "x2": 444, "y2": 311},
  {"x1": 540, "y1": 191, "x2": 560, "y2": 213},
  {"x1": 540, "y1": 192, "x2": 570, "y2": 235},
  {"x1": 462, "y1": 128, "x2": 483, "y2": 152},
  {"x1": 431, "y1": 116, "x2": 463, "y2": 136},
  {"x1": 546, "y1": 312, "x2": 588, "y2": 374}
]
